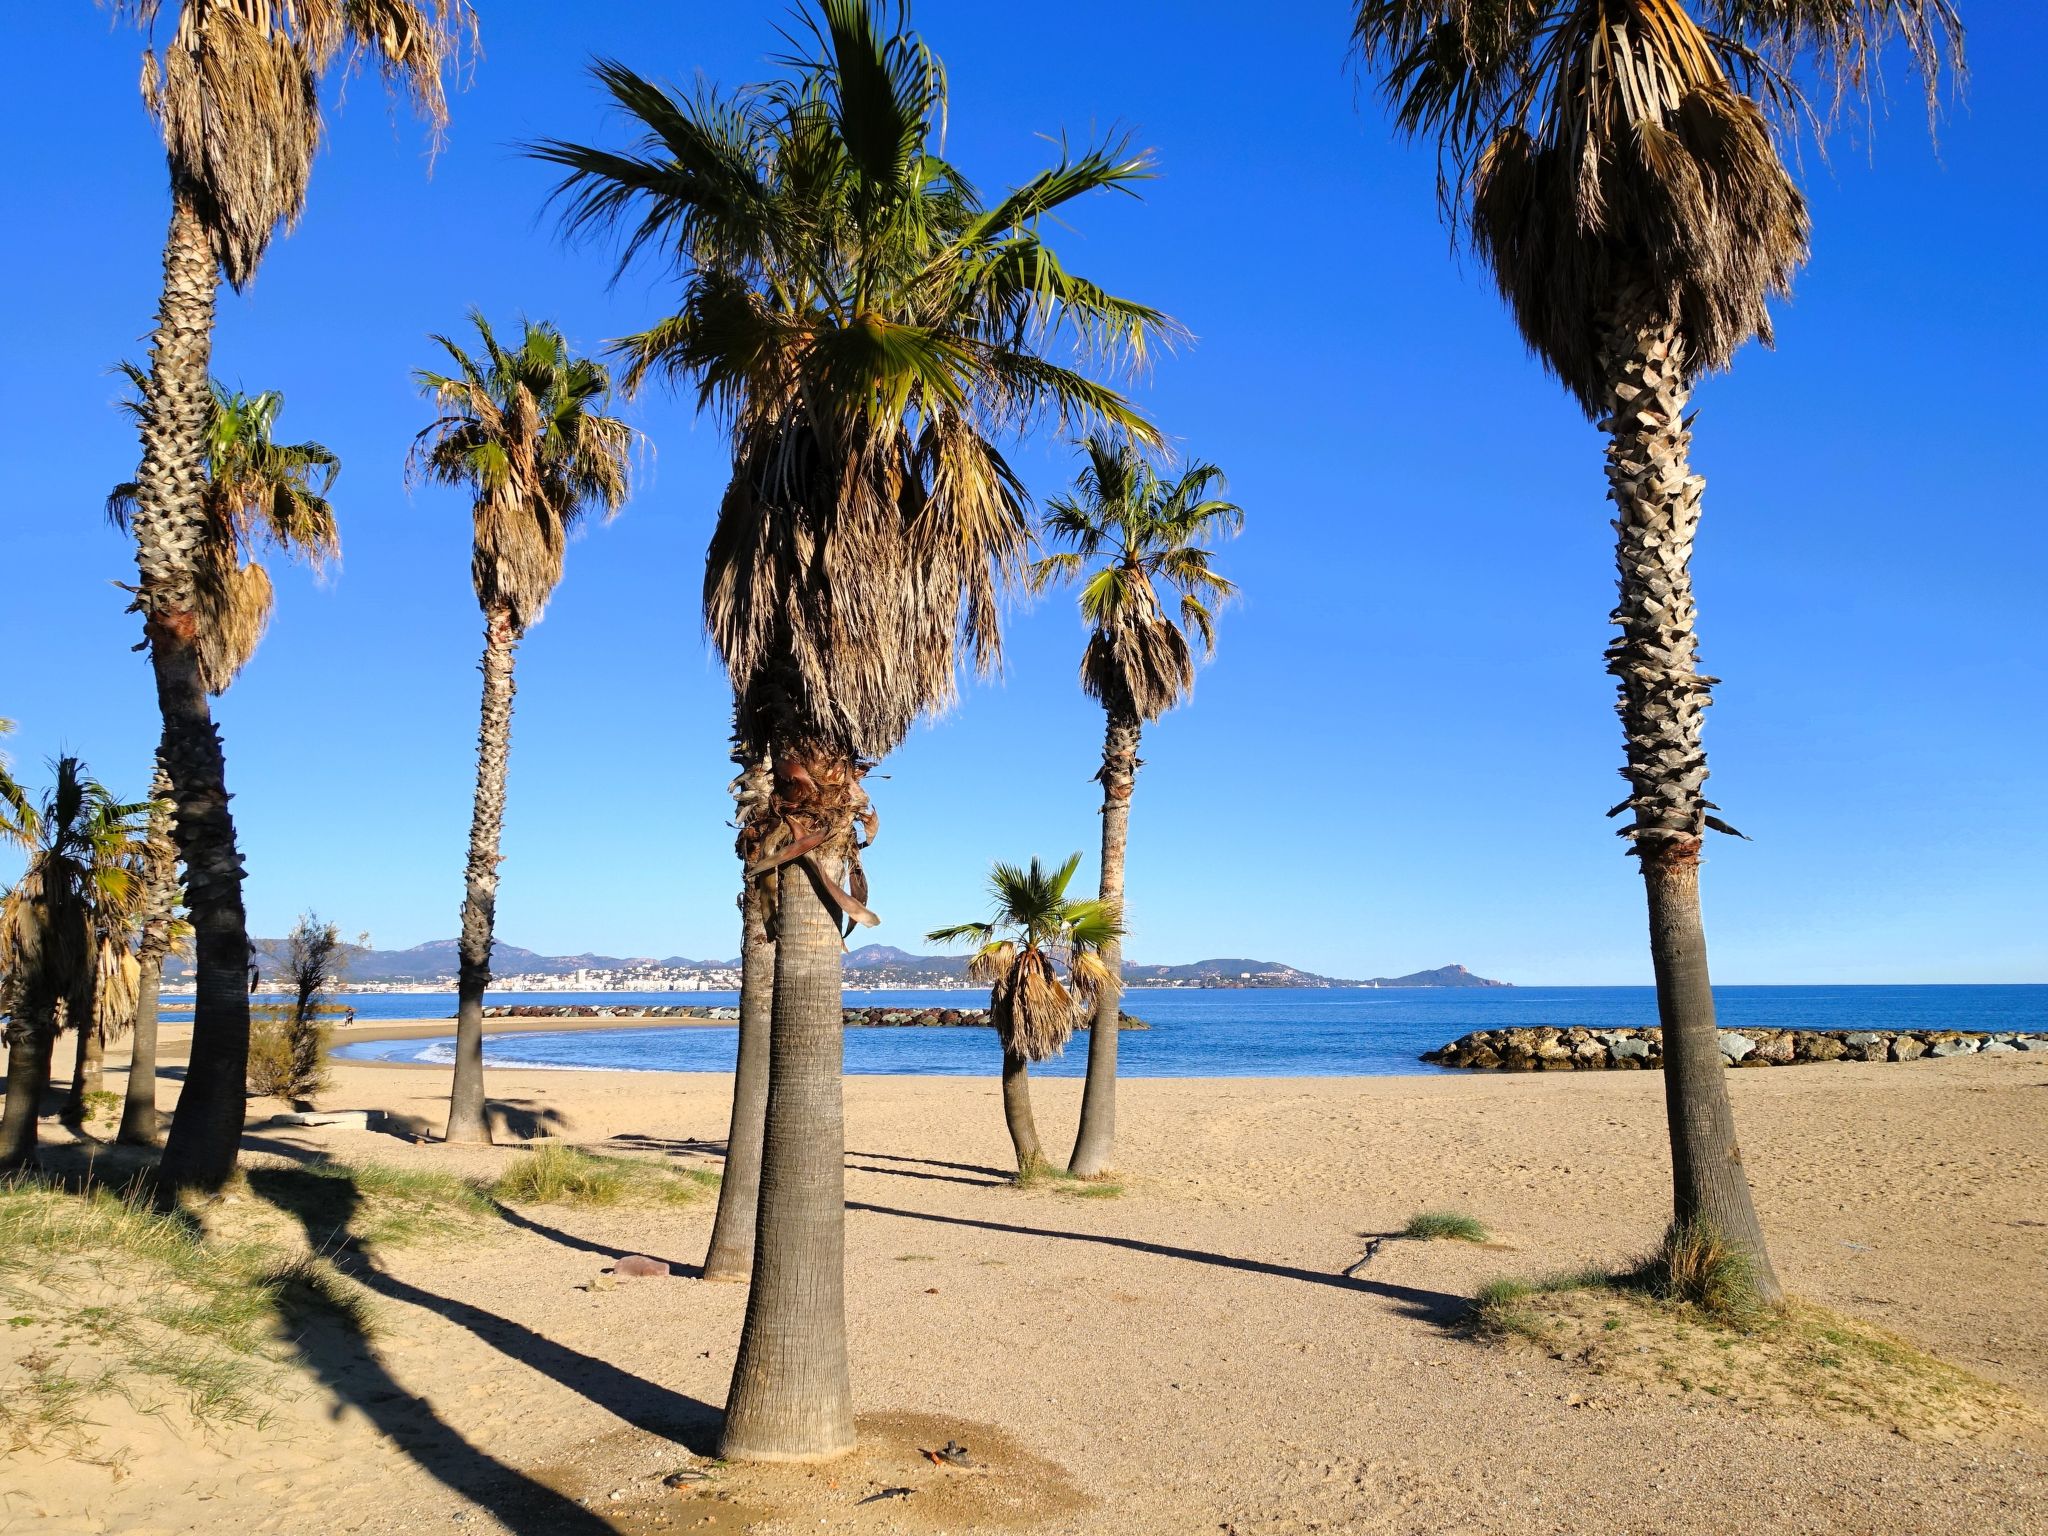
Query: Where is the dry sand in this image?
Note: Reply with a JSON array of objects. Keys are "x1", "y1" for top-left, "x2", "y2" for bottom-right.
[{"x1": 8, "y1": 1033, "x2": 2046, "y2": 1536}]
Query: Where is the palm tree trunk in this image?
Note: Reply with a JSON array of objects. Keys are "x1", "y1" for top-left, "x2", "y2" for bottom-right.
[
  {"x1": 703, "y1": 753, "x2": 776, "y2": 1282},
  {"x1": 1601, "y1": 293, "x2": 1782, "y2": 1304},
  {"x1": 446, "y1": 603, "x2": 519, "y2": 1146},
  {"x1": 120, "y1": 957, "x2": 166, "y2": 1147},
  {"x1": 1068, "y1": 705, "x2": 1139, "y2": 1177},
  {"x1": 1001, "y1": 1048, "x2": 1046, "y2": 1178},
  {"x1": 121, "y1": 767, "x2": 178, "y2": 1148},
  {"x1": 721, "y1": 750, "x2": 855, "y2": 1462},
  {"x1": 0, "y1": 1014, "x2": 53, "y2": 1169},
  {"x1": 138, "y1": 187, "x2": 252, "y2": 1199},
  {"x1": 65, "y1": 1019, "x2": 105, "y2": 1130}
]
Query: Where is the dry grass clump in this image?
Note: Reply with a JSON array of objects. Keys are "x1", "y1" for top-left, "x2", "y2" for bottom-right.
[
  {"x1": 1466, "y1": 1222, "x2": 2036, "y2": 1440},
  {"x1": 1402, "y1": 1209, "x2": 1490, "y2": 1243},
  {"x1": 0, "y1": 1174, "x2": 370, "y2": 1456},
  {"x1": 1013, "y1": 1164, "x2": 1124, "y2": 1198},
  {"x1": 488, "y1": 1144, "x2": 719, "y2": 1208},
  {"x1": 238, "y1": 1159, "x2": 493, "y2": 1251}
]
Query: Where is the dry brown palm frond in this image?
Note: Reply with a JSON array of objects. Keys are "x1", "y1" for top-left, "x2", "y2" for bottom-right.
[
  {"x1": 993, "y1": 949, "x2": 1078, "y2": 1065},
  {"x1": 1082, "y1": 610, "x2": 1196, "y2": 723},
  {"x1": 123, "y1": 0, "x2": 474, "y2": 287},
  {"x1": 192, "y1": 548, "x2": 275, "y2": 694}
]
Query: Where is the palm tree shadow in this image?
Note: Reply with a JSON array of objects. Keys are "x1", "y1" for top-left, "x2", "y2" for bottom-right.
[
  {"x1": 846, "y1": 1200, "x2": 1468, "y2": 1327},
  {"x1": 845, "y1": 1148, "x2": 1011, "y2": 1180},
  {"x1": 489, "y1": 1199, "x2": 703, "y2": 1278},
  {"x1": 845, "y1": 1162, "x2": 1007, "y2": 1189},
  {"x1": 245, "y1": 1164, "x2": 722, "y2": 1529}
]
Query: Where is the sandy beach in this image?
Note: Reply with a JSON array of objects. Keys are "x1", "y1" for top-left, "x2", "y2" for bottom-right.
[{"x1": 10, "y1": 1040, "x2": 2047, "y2": 1535}]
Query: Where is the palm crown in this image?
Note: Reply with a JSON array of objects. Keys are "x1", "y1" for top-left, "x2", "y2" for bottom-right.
[
  {"x1": 532, "y1": 0, "x2": 1178, "y2": 761},
  {"x1": 109, "y1": 367, "x2": 341, "y2": 694},
  {"x1": 411, "y1": 314, "x2": 634, "y2": 633},
  {"x1": 116, "y1": 0, "x2": 474, "y2": 285},
  {"x1": 0, "y1": 759, "x2": 151, "y2": 1029},
  {"x1": 928, "y1": 853, "x2": 1123, "y2": 1064},
  {"x1": 1351, "y1": 0, "x2": 1963, "y2": 412},
  {"x1": 0, "y1": 722, "x2": 33, "y2": 850},
  {"x1": 1033, "y1": 433, "x2": 1242, "y2": 723}
]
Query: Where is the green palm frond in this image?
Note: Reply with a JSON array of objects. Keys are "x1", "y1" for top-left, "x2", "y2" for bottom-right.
[{"x1": 536, "y1": 0, "x2": 1176, "y2": 763}]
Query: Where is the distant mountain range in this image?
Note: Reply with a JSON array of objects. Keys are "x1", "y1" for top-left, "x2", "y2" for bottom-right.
[{"x1": 177, "y1": 940, "x2": 1506, "y2": 990}]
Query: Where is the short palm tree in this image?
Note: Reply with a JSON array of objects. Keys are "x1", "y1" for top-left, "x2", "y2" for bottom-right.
[
  {"x1": 1351, "y1": 0, "x2": 1965, "y2": 1300},
  {"x1": 410, "y1": 314, "x2": 633, "y2": 1146},
  {"x1": 929, "y1": 855, "x2": 1122, "y2": 1178},
  {"x1": 1031, "y1": 434, "x2": 1241, "y2": 1176},
  {"x1": 111, "y1": 0, "x2": 472, "y2": 1197},
  {"x1": 533, "y1": 0, "x2": 1172, "y2": 1460},
  {"x1": 109, "y1": 368, "x2": 338, "y2": 1145},
  {"x1": 0, "y1": 759, "x2": 149, "y2": 1169}
]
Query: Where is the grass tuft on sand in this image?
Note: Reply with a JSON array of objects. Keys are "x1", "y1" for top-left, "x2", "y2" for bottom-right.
[
  {"x1": 488, "y1": 1143, "x2": 719, "y2": 1208},
  {"x1": 1015, "y1": 1164, "x2": 1124, "y2": 1198},
  {"x1": 1466, "y1": 1222, "x2": 2034, "y2": 1439},
  {"x1": 1402, "y1": 1209, "x2": 1490, "y2": 1243},
  {"x1": 0, "y1": 1174, "x2": 372, "y2": 1455}
]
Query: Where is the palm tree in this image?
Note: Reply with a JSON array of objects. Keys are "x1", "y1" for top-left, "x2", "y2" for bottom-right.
[
  {"x1": 929, "y1": 855, "x2": 1122, "y2": 1178},
  {"x1": 410, "y1": 315, "x2": 633, "y2": 1146},
  {"x1": 110, "y1": 0, "x2": 472, "y2": 1197},
  {"x1": 109, "y1": 368, "x2": 341, "y2": 1145},
  {"x1": 533, "y1": 0, "x2": 1172, "y2": 1460},
  {"x1": 1351, "y1": 0, "x2": 1964, "y2": 1299},
  {"x1": 699, "y1": 730, "x2": 775, "y2": 1283},
  {"x1": 0, "y1": 759, "x2": 149, "y2": 1169},
  {"x1": 1031, "y1": 435, "x2": 1241, "y2": 1177}
]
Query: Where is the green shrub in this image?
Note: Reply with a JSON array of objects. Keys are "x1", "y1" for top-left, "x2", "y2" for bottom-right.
[{"x1": 1402, "y1": 1209, "x2": 1490, "y2": 1243}]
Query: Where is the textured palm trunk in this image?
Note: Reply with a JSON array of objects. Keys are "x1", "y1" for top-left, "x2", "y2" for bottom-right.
[
  {"x1": 138, "y1": 187, "x2": 253, "y2": 1198},
  {"x1": 721, "y1": 754, "x2": 855, "y2": 1462},
  {"x1": 65, "y1": 1019, "x2": 105, "y2": 1129},
  {"x1": 1001, "y1": 1048, "x2": 1046, "y2": 1178},
  {"x1": 703, "y1": 755, "x2": 776, "y2": 1282},
  {"x1": 1068, "y1": 705, "x2": 1139, "y2": 1176},
  {"x1": 121, "y1": 771, "x2": 178, "y2": 1148},
  {"x1": 446, "y1": 604, "x2": 519, "y2": 1146},
  {"x1": 0, "y1": 1004, "x2": 55, "y2": 1169},
  {"x1": 1601, "y1": 295, "x2": 1782, "y2": 1303}
]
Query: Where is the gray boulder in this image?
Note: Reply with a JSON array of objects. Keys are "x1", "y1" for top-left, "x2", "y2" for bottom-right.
[
  {"x1": 1717, "y1": 1032, "x2": 1756, "y2": 1064},
  {"x1": 1610, "y1": 1037, "x2": 1652, "y2": 1062}
]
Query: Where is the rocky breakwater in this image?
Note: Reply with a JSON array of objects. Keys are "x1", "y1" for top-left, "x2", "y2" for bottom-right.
[
  {"x1": 840, "y1": 1006, "x2": 1148, "y2": 1030},
  {"x1": 1423, "y1": 1025, "x2": 2048, "y2": 1071}
]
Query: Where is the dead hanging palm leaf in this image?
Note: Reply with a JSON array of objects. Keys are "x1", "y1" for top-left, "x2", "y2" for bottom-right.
[
  {"x1": 120, "y1": 0, "x2": 476, "y2": 287},
  {"x1": 929, "y1": 853, "x2": 1124, "y2": 1066}
]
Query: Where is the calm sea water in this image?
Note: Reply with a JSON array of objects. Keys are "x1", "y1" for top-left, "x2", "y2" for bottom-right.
[{"x1": 328, "y1": 985, "x2": 2047, "y2": 1079}]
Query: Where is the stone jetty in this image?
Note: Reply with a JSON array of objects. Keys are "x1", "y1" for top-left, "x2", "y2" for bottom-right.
[
  {"x1": 475, "y1": 1002, "x2": 1147, "y2": 1029},
  {"x1": 1423, "y1": 1025, "x2": 2047, "y2": 1071}
]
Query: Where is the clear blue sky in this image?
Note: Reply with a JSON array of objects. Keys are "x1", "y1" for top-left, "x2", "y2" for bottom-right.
[{"x1": 2, "y1": 3, "x2": 2043, "y2": 985}]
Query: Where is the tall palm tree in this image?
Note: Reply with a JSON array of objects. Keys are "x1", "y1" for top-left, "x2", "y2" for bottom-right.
[
  {"x1": 699, "y1": 730, "x2": 775, "y2": 1283},
  {"x1": 1351, "y1": 0, "x2": 1964, "y2": 1300},
  {"x1": 410, "y1": 314, "x2": 633, "y2": 1146},
  {"x1": 109, "y1": 368, "x2": 341, "y2": 1145},
  {"x1": 929, "y1": 854, "x2": 1122, "y2": 1178},
  {"x1": 111, "y1": 0, "x2": 472, "y2": 1197},
  {"x1": 1031, "y1": 434, "x2": 1241, "y2": 1177},
  {"x1": 533, "y1": 0, "x2": 1172, "y2": 1460},
  {"x1": 0, "y1": 759, "x2": 149, "y2": 1169}
]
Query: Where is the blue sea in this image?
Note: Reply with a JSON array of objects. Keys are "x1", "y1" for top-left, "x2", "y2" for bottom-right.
[{"x1": 328, "y1": 985, "x2": 2046, "y2": 1078}]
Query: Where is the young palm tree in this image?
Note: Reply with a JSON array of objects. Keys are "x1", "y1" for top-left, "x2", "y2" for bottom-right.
[
  {"x1": 109, "y1": 369, "x2": 340, "y2": 1144},
  {"x1": 410, "y1": 315, "x2": 633, "y2": 1146},
  {"x1": 111, "y1": 0, "x2": 472, "y2": 1197},
  {"x1": 929, "y1": 855, "x2": 1122, "y2": 1178},
  {"x1": 0, "y1": 760, "x2": 149, "y2": 1169},
  {"x1": 534, "y1": 0, "x2": 1172, "y2": 1459},
  {"x1": 1031, "y1": 434, "x2": 1241, "y2": 1177},
  {"x1": 1351, "y1": 0, "x2": 1964, "y2": 1299}
]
